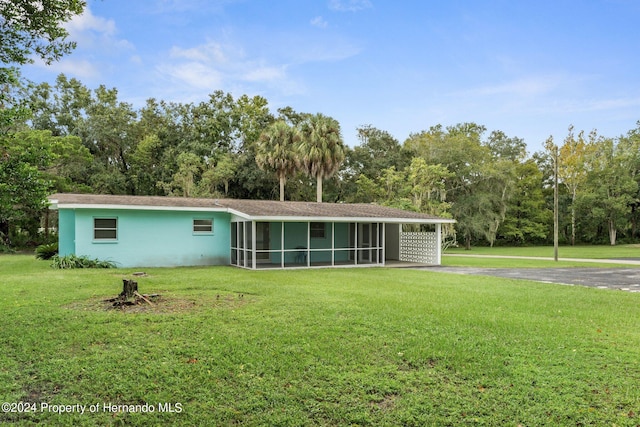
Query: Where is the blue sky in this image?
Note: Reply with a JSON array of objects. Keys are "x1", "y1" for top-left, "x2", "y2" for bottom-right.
[{"x1": 21, "y1": 0, "x2": 640, "y2": 152}]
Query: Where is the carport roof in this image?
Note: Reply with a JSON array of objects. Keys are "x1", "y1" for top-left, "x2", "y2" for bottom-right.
[{"x1": 48, "y1": 193, "x2": 455, "y2": 224}]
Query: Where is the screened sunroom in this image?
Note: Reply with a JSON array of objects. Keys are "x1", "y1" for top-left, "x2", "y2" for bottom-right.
[
  {"x1": 231, "y1": 221, "x2": 388, "y2": 269},
  {"x1": 229, "y1": 217, "x2": 448, "y2": 270}
]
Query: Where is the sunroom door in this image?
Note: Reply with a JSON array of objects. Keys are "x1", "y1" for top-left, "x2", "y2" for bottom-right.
[
  {"x1": 358, "y1": 223, "x2": 371, "y2": 263},
  {"x1": 256, "y1": 222, "x2": 270, "y2": 262}
]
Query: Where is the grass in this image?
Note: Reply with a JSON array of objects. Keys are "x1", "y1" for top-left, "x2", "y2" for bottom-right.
[
  {"x1": 1, "y1": 254, "x2": 640, "y2": 426},
  {"x1": 443, "y1": 244, "x2": 640, "y2": 268},
  {"x1": 445, "y1": 244, "x2": 640, "y2": 259},
  {"x1": 441, "y1": 256, "x2": 635, "y2": 268}
]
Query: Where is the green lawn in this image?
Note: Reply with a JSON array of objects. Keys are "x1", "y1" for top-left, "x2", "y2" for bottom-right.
[
  {"x1": 445, "y1": 244, "x2": 640, "y2": 259},
  {"x1": 2, "y1": 255, "x2": 640, "y2": 426},
  {"x1": 441, "y1": 256, "x2": 636, "y2": 268},
  {"x1": 443, "y1": 244, "x2": 640, "y2": 268}
]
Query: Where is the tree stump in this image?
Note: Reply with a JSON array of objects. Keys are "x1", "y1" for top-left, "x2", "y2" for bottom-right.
[{"x1": 120, "y1": 279, "x2": 138, "y2": 299}]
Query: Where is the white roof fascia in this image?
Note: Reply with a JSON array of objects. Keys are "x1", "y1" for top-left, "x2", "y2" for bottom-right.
[
  {"x1": 231, "y1": 215, "x2": 456, "y2": 224},
  {"x1": 53, "y1": 203, "x2": 229, "y2": 213},
  {"x1": 227, "y1": 208, "x2": 252, "y2": 221}
]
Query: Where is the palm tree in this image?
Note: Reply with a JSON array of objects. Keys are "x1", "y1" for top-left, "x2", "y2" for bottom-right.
[
  {"x1": 298, "y1": 113, "x2": 346, "y2": 203},
  {"x1": 255, "y1": 120, "x2": 299, "y2": 201}
]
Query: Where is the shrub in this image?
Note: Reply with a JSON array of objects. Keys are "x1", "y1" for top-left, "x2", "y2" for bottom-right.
[
  {"x1": 35, "y1": 243, "x2": 59, "y2": 260},
  {"x1": 0, "y1": 244, "x2": 14, "y2": 254},
  {"x1": 50, "y1": 254, "x2": 117, "y2": 269}
]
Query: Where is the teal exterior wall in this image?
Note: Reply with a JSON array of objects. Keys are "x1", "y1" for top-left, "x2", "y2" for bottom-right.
[
  {"x1": 61, "y1": 208, "x2": 231, "y2": 267},
  {"x1": 58, "y1": 209, "x2": 76, "y2": 256}
]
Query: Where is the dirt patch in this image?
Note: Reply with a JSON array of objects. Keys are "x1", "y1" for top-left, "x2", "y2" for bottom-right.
[
  {"x1": 64, "y1": 292, "x2": 251, "y2": 314},
  {"x1": 372, "y1": 393, "x2": 399, "y2": 411}
]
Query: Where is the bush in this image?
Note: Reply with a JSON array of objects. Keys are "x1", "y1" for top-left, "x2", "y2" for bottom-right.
[
  {"x1": 50, "y1": 254, "x2": 117, "y2": 269},
  {"x1": 0, "y1": 244, "x2": 15, "y2": 254},
  {"x1": 35, "y1": 243, "x2": 58, "y2": 260}
]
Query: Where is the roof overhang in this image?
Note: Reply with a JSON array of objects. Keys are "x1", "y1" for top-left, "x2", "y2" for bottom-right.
[
  {"x1": 48, "y1": 195, "x2": 456, "y2": 224},
  {"x1": 49, "y1": 201, "x2": 228, "y2": 213},
  {"x1": 228, "y1": 210, "x2": 455, "y2": 224}
]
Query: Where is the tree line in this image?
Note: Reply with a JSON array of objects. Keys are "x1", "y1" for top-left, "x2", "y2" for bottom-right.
[
  {"x1": 3, "y1": 73, "x2": 640, "y2": 249},
  {"x1": 2, "y1": 1, "x2": 640, "y2": 250}
]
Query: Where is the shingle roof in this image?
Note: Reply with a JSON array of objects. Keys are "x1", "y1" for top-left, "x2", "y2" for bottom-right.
[
  {"x1": 49, "y1": 193, "x2": 224, "y2": 209},
  {"x1": 48, "y1": 193, "x2": 454, "y2": 223}
]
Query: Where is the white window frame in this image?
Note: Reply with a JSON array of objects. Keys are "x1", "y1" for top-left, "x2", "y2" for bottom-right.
[
  {"x1": 193, "y1": 218, "x2": 214, "y2": 234},
  {"x1": 94, "y1": 217, "x2": 117, "y2": 241}
]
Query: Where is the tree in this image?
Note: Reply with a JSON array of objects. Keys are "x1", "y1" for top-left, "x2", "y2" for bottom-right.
[
  {"x1": 128, "y1": 133, "x2": 165, "y2": 195},
  {"x1": 352, "y1": 174, "x2": 384, "y2": 203},
  {"x1": 160, "y1": 152, "x2": 203, "y2": 197},
  {"x1": 1, "y1": 1, "x2": 85, "y2": 132},
  {"x1": 618, "y1": 121, "x2": 640, "y2": 238},
  {"x1": 255, "y1": 120, "x2": 300, "y2": 201},
  {"x1": 0, "y1": 67, "x2": 30, "y2": 134},
  {"x1": 0, "y1": 1, "x2": 85, "y2": 247},
  {"x1": 481, "y1": 130, "x2": 527, "y2": 246},
  {"x1": 79, "y1": 85, "x2": 137, "y2": 194},
  {"x1": 233, "y1": 94, "x2": 273, "y2": 152},
  {"x1": 350, "y1": 125, "x2": 407, "y2": 178},
  {"x1": 558, "y1": 125, "x2": 593, "y2": 245},
  {"x1": 405, "y1": 123, "x2": 493, "y2": 249},
  {"x1": 577, "y1": 136, "x2": 637, "y2": 245},
  {"x1": 200, "y1": 152, "x2": 237, "y2": 196},
  {"x1": 379, "y1": 166, "x2": 405, "y2": 200},
  {"x1": 298, "y1": 113, "x2": 346, "y2": 203},
  {"x1": 406, "y1": 157, "x2": 452, "y2": 216},
  {"x1": 130, "y1": 99, "x2": 184, "y2": 196},
  {"x1": 45, "y1": 132, "x2": 92, "y2": 192},
  {"x1": 497, "y1": 159, "x2": 550, "y2": 245},
  {"x1": 0, "y1": 130, "x2": 60, "y2": 246},
  {"x1": 1, "y1": 0, "x2": 85, "y2": 66},
  {"x1": 27, "y1": 74, "x2": 91, "y2": 136}
]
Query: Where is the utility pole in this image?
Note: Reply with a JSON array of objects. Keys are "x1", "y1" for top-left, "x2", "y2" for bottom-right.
[{"x1": 554, "y1": 145, "x2": 559, "y2": 262}]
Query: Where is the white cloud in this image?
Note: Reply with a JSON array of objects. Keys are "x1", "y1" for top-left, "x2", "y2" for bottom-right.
[
  {"x1": 311, "y1": 16, "x2": 328, "y2": 28},
  {"x1": 23, "y1": 6, "x2": 131, "y2": 83},
  {"x1": 65, "y1": 7, "x2": 117, "y2": 38},
  {"x1": 156, "y1": 28, "x2": 361, "y2": 100},
  {"x1": 170, "y1": 41, "x2": 230, "y2": 64},
  {"x1": 62, "y1": 5, "x2": 134, "y2": 58},
  {"x1": 243, "y1": 66, "x2": 286, "y2": 82},
  {"x1": 294, "y1": 41, "x2": 361, "y2": 63},
  {"x1": 159, "y1": 62, "x2": 223, "y2": 89},
  {"x1": 328, "y1": 0, "x2": 372, "y2": 12},
  {"x1": 31, "y1": 57, "x2": 100, "y2": 80},
  {"x1": 159, "y1": 37, "x2": 296, "y2": 94}
]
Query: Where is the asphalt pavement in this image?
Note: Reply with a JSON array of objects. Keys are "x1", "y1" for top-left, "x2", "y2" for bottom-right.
[{"x1": 426, "y1": 256, "x2": 640, "y2": 293}]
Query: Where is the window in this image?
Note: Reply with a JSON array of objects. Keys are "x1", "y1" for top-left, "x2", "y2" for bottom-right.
[
  {"x1": 310, "y1": 222, "x2": 326, "y2": 239},
  {"x1": 94, "y1": 218, "x2": 117, "y2": 240},
  {"x1": 193, "y1": 218, "x2": 213, "y2": 234}
]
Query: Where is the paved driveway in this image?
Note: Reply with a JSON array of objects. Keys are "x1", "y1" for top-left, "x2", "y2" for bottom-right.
[{"x1": 428, "y1": 266, "x2": 640, "y2": 293}]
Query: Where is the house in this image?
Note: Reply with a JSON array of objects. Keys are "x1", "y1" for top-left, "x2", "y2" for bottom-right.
[{"x1": 47, "y1": 193, "x2": 455, "y2": 269}]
